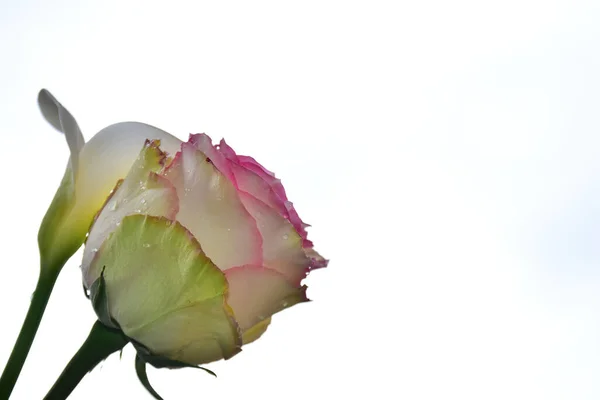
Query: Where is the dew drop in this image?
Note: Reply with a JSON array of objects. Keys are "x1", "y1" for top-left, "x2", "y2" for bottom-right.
[
  {"x1": 91, "y1": 248, "x2": 98, "y2": 253},
  {"x1": 143, "y1": 243, "x2": 151, "y2": 248},
  {"x1": 141, "y1": 199, "x2": 147, "y2": 205},
  {"x1": 109, "y1": 202, "x2": 117, "y2": 211},
  {"x1": 282, "y1": 234, "x2": 289, "y2": 240}
]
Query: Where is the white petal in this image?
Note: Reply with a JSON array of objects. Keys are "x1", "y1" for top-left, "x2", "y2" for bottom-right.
[
  {"x1": 225, "y1": 265, "x2": 308, "y2": 332},
  {"x1": 75, "y1": 122, "x2": 181, "y2": 213},
  {"x1": 38, "y1": 89, "x2": 85, "y2": 173},
  {"x1": 162, "y1": 143, "x2": 262, "y2": 270}
]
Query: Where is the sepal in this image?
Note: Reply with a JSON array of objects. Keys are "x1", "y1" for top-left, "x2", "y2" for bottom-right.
[
  {"x1": 130, "y1": 337, "x2": 216, "y2": 375},
  {"x1": 135, "y1": 355, "x2": 164, "y2": 400},
  {"x1": 133, "y1": 343, "x2": 216, "y2": 400},
  {"x1": 89, "y1": 267, "x2": 120, "y2": 330}
]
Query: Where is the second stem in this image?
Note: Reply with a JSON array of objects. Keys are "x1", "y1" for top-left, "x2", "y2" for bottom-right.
[{"x1": 0, "y1": 269, "x2": 59, "y2": 398}]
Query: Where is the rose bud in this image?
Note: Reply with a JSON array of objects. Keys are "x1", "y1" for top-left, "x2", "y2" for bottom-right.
[
  {"x1": 38, "y1": 89, "x2": 181, "y2": 270},
  {"x1": 81, "y1": 136, "x2": 327, "y2": 366}
]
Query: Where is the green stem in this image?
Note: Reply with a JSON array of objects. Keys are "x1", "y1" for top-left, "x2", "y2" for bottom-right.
[
  {"x1": 0, "y1": 269, "x2": 59, "y2": 398},
  {"x1": 44, "y1": 321, "x2": 128, "y2": 400}
]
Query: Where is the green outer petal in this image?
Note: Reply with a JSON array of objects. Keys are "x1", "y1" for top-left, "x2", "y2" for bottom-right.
[
  {"x1": 129, "y1": 298, "x2": 241, "y2": 365},
  {"x1": 90, "y1": 214, "x2": 242, "y2": 365},
  {"x1": 82, "y1": 140, "x2": 178, "y2": 288},
  {"x1": 241, "y1": 317, "x2": 271, "y2": 345}
]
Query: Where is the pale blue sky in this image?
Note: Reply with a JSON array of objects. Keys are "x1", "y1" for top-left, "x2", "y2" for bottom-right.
[{"x1": 1, "y1": 1, "x2": 600, "y2": 399}]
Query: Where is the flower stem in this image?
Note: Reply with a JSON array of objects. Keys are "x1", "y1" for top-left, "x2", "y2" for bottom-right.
[
  {"x1": 44, "y1": 321, "x2": 128, "y2": 400},
  {"x1": 0, "y1": 269, "x2": 59, "y2": 398}
]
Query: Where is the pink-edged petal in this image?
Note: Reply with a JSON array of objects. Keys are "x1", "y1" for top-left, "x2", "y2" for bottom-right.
[
  {"x1": 225, "y1": 265, "x2": 308, "y2": 334},
  {"x1": 238, "y1": 193, "x2": 311, "y2": 285},
  {"x1": 188, "y1": 133, "x2": 236, "y2": 182},
  {"x1": 218, "y1": 139, "x2": 311, "y2": 246},
  {"x1": 82, "y1": 140, "x2": 179, "y2": 287},
  {"x1": 163, "y1": 142, "x2": 262, "y2": 270},
  {"x1": 305, "y1": 247, "x2": 329, "y2": 270},
  {"x1": 227, "y1": 159, "x2": 290, "y2": 218}
]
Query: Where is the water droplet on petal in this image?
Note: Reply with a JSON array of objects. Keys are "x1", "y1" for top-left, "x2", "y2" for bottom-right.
[
  {"x1": 109, "y1": 202, "x2": 117, "y2": 211},
  {"x1": 282, "y1": 234, "x2": 289, "y2": 240}
]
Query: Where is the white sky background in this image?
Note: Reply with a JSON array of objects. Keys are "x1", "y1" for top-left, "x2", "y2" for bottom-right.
[{"x1": 0, "y1": 0, "x2": 600, "y2": 399}]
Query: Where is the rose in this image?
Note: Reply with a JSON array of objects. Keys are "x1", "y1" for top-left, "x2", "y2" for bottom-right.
[
  {"x1": 78, "y1": 124, "x2": 327, "y2": 365},
  {"x1": 4, "y1": 89, "x2": 325, "y2": 400}
]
